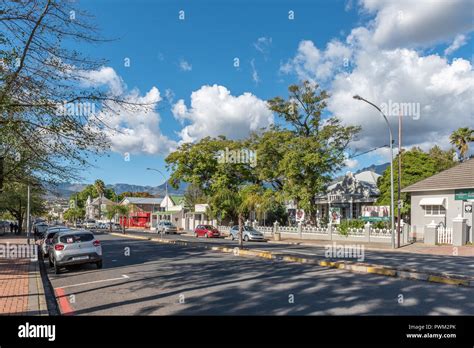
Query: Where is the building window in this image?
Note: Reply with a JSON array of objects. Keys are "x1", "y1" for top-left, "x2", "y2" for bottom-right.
[{"x1": 424, "y1": 205, "x2": 446, "y2": 216}]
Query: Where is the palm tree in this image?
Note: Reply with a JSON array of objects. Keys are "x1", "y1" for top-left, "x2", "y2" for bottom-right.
[
  {"x1": 115, "y1": 205, "x2": 130, "y2": 234},
  {"x1": 450, "y1": 127, "x2": 474, "y2": 162},
  {"x1": 105, "y1": 205, "x2": 118, "y2": 233}
]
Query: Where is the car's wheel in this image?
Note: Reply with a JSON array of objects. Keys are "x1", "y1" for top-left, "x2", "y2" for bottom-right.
[
  {"x1": 48, "y1": 255, "x2": 53, "y2": 267},
  {"x1": 204, "y1": 233, "x2": 209, "y2": 238},
  {"x1": 244, "y1": 235, "x2": 249, "y2": 242},
  {"x1": 96, "y1": 261, "x2": 103, "y2": 269},
  {"x1": 230, "y1": 233, "x2": 234, "y2": 240},
  {"x1": 53, "y1": 259, "x2": 60, "y2": 274},
  {"x1": 194, "y1": 232, "x2": 199, "y2": 238}
]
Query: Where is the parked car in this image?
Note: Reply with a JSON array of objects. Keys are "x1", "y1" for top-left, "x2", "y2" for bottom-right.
[
  {"x1": 40, "y1": 227, "x2": 70, "y2": 257},
  {"x1": 155, "y1": 221, "x2": 178, "y2": 234},
  {"x1": 84, "y1": 219, "x2": 97, "y2": 229},
  {"x1": 194, "y1": 225, "x2": 220, "y2": 238},
  {"x1": 49, "y1": 230, "x2": 102, "y2": 274},
  {"x1": 34, "y1": 222, "x2": 48, "y2": 238},
  {"x1": 229, "y1": 226, "x2": 266, "y2": 242},
  {"x1": 95, "y1": 222, "x2": 107, "y2": 229}
]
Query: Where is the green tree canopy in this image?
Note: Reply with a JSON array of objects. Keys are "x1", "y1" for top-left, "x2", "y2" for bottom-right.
[{"x1": 377, "y1": 146, "x2": 456, "y2": 217}]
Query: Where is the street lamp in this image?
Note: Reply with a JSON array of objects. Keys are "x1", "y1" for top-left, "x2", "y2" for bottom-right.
[
  {"x1": 146, "y1": 167, "x2": 168, "y2": 239},
  {"x1": 353, "y1": 95, "x2": 396, "y2": 249}
]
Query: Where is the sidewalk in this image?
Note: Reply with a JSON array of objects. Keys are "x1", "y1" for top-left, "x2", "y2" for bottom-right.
[
  {"x1": 0, "y1": 235, "x2": 48, "y2": 315},
  {"x1": 268, "y1": 238, "x2": 474, "y2": 256}
]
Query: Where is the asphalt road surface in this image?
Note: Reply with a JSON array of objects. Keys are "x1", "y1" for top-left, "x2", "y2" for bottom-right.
[
  {"x1": 116, "y1": 230, "x2": 474, "y2": 277},
  {"x1": 44, "y1": 232, "x2": 474, "y2": 315}
]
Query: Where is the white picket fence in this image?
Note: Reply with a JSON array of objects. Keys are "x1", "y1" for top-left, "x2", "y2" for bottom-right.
[{"x1": 437, "y1": 226, "x2": 453, "y2": 244}]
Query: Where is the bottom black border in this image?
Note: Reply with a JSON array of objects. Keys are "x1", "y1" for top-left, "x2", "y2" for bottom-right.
[{"x1": 0, "y1": 315, "x2": 472, "y2": 346}]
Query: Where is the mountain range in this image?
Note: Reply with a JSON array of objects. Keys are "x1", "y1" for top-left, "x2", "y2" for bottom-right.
[{"x1": 44, "y1": 181, "x2": 188, "y2": 199}]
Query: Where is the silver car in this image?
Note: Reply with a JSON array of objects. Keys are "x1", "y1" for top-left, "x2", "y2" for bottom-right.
[
  {"x1": 155, "y1": 221, "x2": 178, "y2": 234},
  {"x1": 49, "y1": 230, "x2": 102, "y2": 274},
  {"x1": 40, "y1": 227, "x2": 70, "y2": 257},
  {"x1": 229, "y1": 226, "x2": 266, "y2": 241}
]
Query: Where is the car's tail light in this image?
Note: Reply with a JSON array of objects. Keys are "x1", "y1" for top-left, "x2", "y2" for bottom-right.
[
  {"x1": 54, "y1": 244, "x2": 64, "y2": 251},
  {"x1": 93, "y1": 240, "x2": 100, "y2": 246}
]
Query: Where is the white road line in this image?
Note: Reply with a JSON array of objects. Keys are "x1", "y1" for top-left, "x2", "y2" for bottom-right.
[{"x1": 55, "y1": 274, "x2": 130, "y2": 290}]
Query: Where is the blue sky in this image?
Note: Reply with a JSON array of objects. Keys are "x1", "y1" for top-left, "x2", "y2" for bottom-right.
[{"x1": 74, "y1": 0, "x2": 474, "y2": 186}]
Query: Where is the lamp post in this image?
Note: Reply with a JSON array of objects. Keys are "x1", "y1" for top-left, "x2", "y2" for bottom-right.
[
  {"x1": 353, "y1": 95, "x2": 396, "y2": 249},
  {"x1": 26, "y1": 184, "x2": 31, "y2": 245},
  {"x1": 146, "y1": 167, "x2": 168, "y2": 238}
]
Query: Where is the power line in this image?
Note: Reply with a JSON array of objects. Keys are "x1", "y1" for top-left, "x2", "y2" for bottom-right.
[{"x1": 348, "y1": 144, "x2": 389, "y2": 159}]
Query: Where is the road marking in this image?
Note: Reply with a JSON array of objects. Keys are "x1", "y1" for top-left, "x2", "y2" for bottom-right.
[
  {"x1": 55, "y1": 275, "x2": 130, "y2": 290},
  {"x1": 54, "y1": 287, "x2": 75, "y2": 316}
]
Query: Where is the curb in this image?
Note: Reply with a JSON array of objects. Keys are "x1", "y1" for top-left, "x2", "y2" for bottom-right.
[
  {"x1": 28, "y1": 257, "x2": 48, "y2": 316},
  {"x1": 109, "y1": 232, "x2": 473, "y2": 287}
]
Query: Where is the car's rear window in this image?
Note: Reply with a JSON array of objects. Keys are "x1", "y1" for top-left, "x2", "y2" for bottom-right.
[
  {"x1": 60, "y1": 233, "x2": 94, "y2": 243},
  {"x1": 203, "y1": 225, "x2": 214, "y2": 229}
]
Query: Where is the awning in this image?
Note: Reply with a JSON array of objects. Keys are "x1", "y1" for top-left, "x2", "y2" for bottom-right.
[{"x1": 419, "y1": 197, "x2": 445, "y2": 206}]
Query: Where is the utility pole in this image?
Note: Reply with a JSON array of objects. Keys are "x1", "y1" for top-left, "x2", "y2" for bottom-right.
[
  {"x1": 397, "y1": 114, "x2": 402, "y2": 248},
  {"x1": 26, "y1": 184, "x2": 31, "y2": 245},
  {"x1": 353, "y1": 95, "x2": 396, "y2": 249}
]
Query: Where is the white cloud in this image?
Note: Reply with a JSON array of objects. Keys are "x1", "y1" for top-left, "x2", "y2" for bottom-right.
[
  {"x1": 280, "y1": 40, "x2": 352, "y2": 83},
  {"x1": 79, "y1": 66, "x2": 125, "y2": 95},
  {"x1": 250, "y1": 59, "x2": 260, "y2": 84},
  {"x1": 85, "y1": 67, "x2": 177, "y2": 155},
  {"x1": 172, "y1": 84, "x2": 274, "y2": 143},
  {"x1": 280, "y1": 1, "x2": 474, "y2": 153},
  {"x1": 164, "y1": 88, "x2": 175, "y2": 104},
  {"x1": 444, "y1": 34, "x2": 467, "y2": 56},
  {"x1": 359, "y1": 0, "x2": 473, "y2": 49},
  {"x1": 344, "y1": 157, "x2": 359, "y2": 169},
  {"x1": 254, "y1": 37, "x2": 272, "y2": 56},
  {"x1": 179, "y1": 59, "x2": 192, "y2": 72},
  {"x1": 327, "y1": 48, "x2": 474, "y2": 152}
]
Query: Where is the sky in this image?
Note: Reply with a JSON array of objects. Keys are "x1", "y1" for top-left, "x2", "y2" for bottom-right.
[{"x1": 73, "y1": 0, "x2": 473, "y2": 186}]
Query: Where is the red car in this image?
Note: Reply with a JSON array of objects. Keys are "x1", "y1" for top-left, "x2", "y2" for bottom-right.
[{"x1": 194, "y1": 225, "x2": 220, "y2": 238}]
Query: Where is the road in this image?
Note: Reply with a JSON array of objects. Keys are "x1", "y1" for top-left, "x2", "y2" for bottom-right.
[
  {"x1": 115, "y1": 230, "x2": 474, "y2": 277},
  {"x1": 43, "y1": 232, "x2": 474, "y2": 315}
]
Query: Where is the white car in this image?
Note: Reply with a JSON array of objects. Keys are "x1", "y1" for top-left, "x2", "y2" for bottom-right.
[
  {"x1": 84, "y1": 220, "x2": 97, "y2": 229},
  {"x1": 155, "y1": 221, "x2": 178, "y2": 234}
]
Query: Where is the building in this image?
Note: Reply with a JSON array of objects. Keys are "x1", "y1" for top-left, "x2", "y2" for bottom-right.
[
  {"x1": 85, "y1": 195, "x2": 116, "y2": 221},
  {"x1": 313, "y1": 170, "x2": 381, "y2": 224},
  {"x1": 45, "y1": 199, "x2": 70, "y2": 222},
  {"x1": 119, "y1": 197, "x2": 163, "y2": 228},
  {"x1": 152, "y1": 195, "x2": 186, "y2": 229},
  {"x1": 402, "y1": 159, "x2": 474, "y2": 241}
]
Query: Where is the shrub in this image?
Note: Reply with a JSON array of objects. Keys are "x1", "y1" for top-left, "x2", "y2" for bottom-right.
[{"x1": 338, "y1": 219, "x2": 365, "y2": 236}]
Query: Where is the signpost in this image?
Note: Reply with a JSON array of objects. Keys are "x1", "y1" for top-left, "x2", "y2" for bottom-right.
[{"x1": 455, "y1": 189, "x2": 474, "y2": 201}]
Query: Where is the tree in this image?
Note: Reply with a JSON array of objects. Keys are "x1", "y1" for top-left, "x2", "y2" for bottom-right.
[
  {"x1": 115, "y1": 205, "x2": 130, "y2": 234},
  {"x1": 0, "y1": 181, "x2": 46, "y2": 233},
  {"x1": 105, "y1": 205, "x2": 118, "y2": 232},
  {"x1": 266, "y1": 81, "x2": 361, "y2": 223},
  {"x1": 71, "y1": 181, "x2": 117, "y2": 209},
  {"x1": 63, "y1": 207, "x2": 85, "y2": 226},
  {"x1": 183, "y1": 183, "x2": 207, "y2": 210},
  {"x1": 117, "y1": 191, "x2": 154, "y2": 201},
  {"x1": 166, "y1": 136, "x2": 258, "y2": 223},
  {"x1": 0, "y1": 1, "x2": 156, "y2": 187},
  {"x1": 450, "y1": 127, "x2": 474, "y2": 162},
  {"x1": 377, "y1": 146, "x2": 456, "y2": 219}
]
